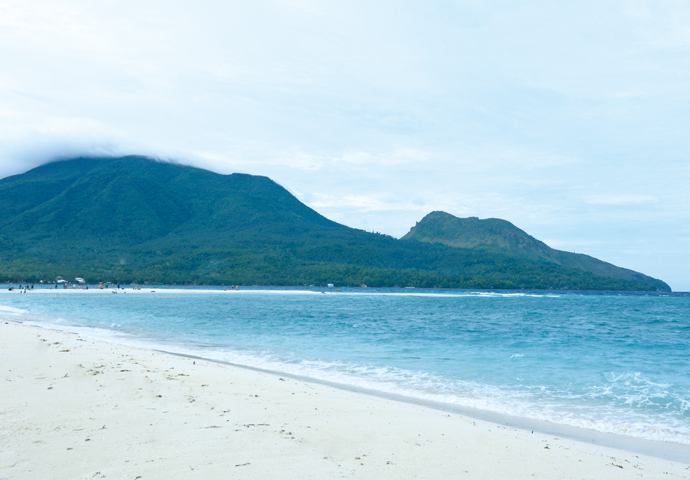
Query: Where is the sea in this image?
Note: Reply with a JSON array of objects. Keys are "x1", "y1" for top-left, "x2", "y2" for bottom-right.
[{"x1": 1, "y1": 285, "x2": 689, "y2": 448}]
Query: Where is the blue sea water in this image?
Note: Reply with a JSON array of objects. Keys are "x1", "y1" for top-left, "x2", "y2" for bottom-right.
[{"x1": 1, "y1": 287, "x2": 689, "y2": 445}]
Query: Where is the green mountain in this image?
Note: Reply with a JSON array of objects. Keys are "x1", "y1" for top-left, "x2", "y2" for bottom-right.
[
  {"x1": 402, "y1": 211, "x2": 667, "y2": 290},
  {"x1": 0, "y1": 156, "x2": 670, "y2": 291}
]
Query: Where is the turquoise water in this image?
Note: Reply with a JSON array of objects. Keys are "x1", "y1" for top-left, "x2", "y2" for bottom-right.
[{"x1": 1, "y1": 287, "x2": 688, "y2": 445}]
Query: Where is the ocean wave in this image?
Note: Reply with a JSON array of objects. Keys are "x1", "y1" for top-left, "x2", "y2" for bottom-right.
[
  {"x1": 134, "y1": 342, "x2": 690, "y2": 446},
  {"x1": 0, "y1": 305, "x2": 28, "y2": 316}
]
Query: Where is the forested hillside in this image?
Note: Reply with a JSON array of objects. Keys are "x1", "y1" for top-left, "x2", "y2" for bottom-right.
[{"x1": 0, "y1": 156, "x2": 670, "y2": 291}]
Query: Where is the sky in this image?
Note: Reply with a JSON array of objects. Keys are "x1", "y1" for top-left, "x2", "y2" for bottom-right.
[{"x1": 1, "y1": 0, "x2": 689, "y2": 290}]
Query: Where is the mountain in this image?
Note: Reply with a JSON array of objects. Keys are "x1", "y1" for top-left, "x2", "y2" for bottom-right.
[
  {"x1": 402, "y1": 211, "x2": 668, "y2": 290},
  {"x1": 0, "y1": 156, "x2": 670, "y2": 291}
]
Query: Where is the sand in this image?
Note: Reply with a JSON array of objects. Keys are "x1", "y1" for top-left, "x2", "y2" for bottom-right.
[{"x1": 1, "y1": 320, "x2": 688, "y2": 479}]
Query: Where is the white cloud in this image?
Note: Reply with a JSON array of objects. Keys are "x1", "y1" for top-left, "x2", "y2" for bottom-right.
[
  {"x1": 310, "y1": 192, "x2": 426, "y2": 213},
  {"x1": 584, "y1": 194, "x2": 658, "y2": 206},
  {"x1": 334, "y1": 149, "x2": 431, "y2": 166}
]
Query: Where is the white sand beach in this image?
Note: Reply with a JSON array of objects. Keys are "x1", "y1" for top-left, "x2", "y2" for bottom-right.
[{"x1": 1, "y1": 319, "x2": 688, "y2": 479}]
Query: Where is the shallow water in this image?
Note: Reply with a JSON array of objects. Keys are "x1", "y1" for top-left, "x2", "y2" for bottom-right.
[{"x1": 2, "y1": 286, "x2": 688, "y2": 445}]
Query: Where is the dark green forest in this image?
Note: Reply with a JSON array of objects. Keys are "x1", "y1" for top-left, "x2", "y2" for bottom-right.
[{"x1": 0, "y1": 156, "x2": 670, "y2": 291}]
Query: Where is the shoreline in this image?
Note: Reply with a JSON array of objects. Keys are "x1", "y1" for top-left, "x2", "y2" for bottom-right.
[
  {"x1": 2, "y1": 303, "x2": 690, "y2": 462},
  {"x1": 2, "y1": 320, "x2": 688, "y2": 478},
  {"x1": 1, "y1": 284, "x2": 686, "y2": 296},
  {"x1": 12, "y1": 317, "x2": 690, "y2": 462},
  {"x1": 164, "y1": 347, "x2": 690, "y2": 463}
]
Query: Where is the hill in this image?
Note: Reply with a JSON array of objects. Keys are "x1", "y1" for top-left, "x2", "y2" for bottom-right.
[
  {"x1": 0, "y1": 156, "x2": 670, "y2": 291},
  {"x1": 402, "y1": 211, "x2": 668, "y2": 290}
]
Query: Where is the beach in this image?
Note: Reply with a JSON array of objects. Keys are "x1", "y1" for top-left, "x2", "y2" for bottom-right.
[{"x1": 2, "y1": 319, "x2": 688, "y2": 479}]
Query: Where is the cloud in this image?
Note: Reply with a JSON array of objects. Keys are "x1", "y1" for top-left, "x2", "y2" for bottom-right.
[
  {"x1": 309, "y1": 192, "x2": 427, "y2": 213},
  {"x1": 334, "y1": 149, "x2": 431, "y2": 166},
  {"x1": 584, "y1": 194, "x2": 658, "y2": 206},
  {"x1": 0, "y1": 134, "x2": 123, "y2": 179}
]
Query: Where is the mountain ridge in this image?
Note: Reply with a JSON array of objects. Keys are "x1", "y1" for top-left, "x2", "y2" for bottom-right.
[{"x1": 0, "y1": 156, "x2": 671, "y2": 291}]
